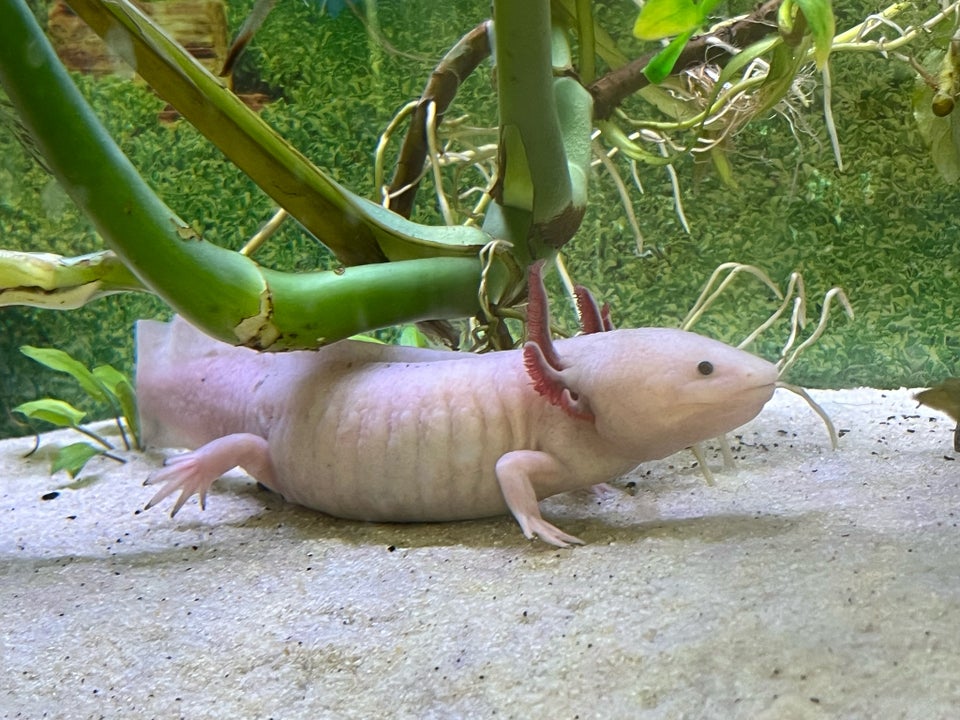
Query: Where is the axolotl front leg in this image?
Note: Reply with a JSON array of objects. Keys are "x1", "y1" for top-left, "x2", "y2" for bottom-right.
[
  {"x1": 490, "y1": 261, "x2": 620, "y2": 547},
  {"x1": 495, "y1": 450, "x2": 586, "y2": 546}
]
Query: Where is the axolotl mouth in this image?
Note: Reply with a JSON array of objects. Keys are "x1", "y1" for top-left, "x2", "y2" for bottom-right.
[{"x1": 736, "y1": 378, "x2": 779, "y2": 424}]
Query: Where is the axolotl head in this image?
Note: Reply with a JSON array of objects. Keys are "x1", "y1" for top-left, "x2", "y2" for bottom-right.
[{"x1": 529, "y1": 328, "x2": 779, "y2": 462}]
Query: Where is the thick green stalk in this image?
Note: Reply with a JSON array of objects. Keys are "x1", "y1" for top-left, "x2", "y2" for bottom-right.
[
  {"x1": 488, "y1": 0, "x2": 592, "y2": 256},
  {"x1": 492, "y1": 0, "x2": 572, "y2": 236},
  {"x1": 0, "y1": 0, "x2": 494, "y2": 348}
]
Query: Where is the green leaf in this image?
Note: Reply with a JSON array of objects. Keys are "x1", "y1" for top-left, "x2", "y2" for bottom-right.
[
  {"x1": 752, "y1": 40, "x2": 808, "y2": 118},
  {"x1": 51, "y1": 442, "x2": 104, "y2": 478},
  {"x1": 399, "y1": 325, "x2": 432, "y2": 348},
  {"x1": 709, "y1": 146, "x2": 738, "y2": 189},
  {"x1": 499, "y1": 124, "x2": 535, "y2": 212},
  {"x1": 93, "y1": 364, "x2": 140, "y2": 449},
  {"x1": 347, "y1": 334, "x2": 387, "y2": 344},
  {"x1": 633, "y1": 0, "x2": 723, "y2": 41},
  {"x1": 794, "y1": 0, "x2": 834, "y2": 70},
  {"x1": 19, "y1": 346, "x2": 110, "y2": 404},
  {"x1": 549, "y1": 0, "x2": 630, "y2": 69},
  {"x1": 643, "y1": 30, "x2": 695, "y2": 84},
  {"x1": 13, "y1": 398, "x2": 86, "y2": 428}
]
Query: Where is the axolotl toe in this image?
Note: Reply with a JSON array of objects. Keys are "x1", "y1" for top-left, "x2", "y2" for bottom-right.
[{"x1": 138, "y1": 263, "x2": 778, "y2": 547}]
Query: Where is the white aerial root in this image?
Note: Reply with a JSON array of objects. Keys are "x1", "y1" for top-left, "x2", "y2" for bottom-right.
[
  {"x1": 777, "y1": 286, "x2": 854, "y2": 378},
  {"x1": 661, "y1": 144, "x2": 690, "y2": 234},
  {"x1": 689, "y1": 444, "x2": 716, "y2": 485},
  {"x1": 240, "y1": 208, "x2": 288, "y2": 257},
  {"x1": 424, "y1": 101, "x2": 455, "y2": 225},
  {"x1": 820, "y1": 60, "x2": 843, "y2": 172},
  {"x1": 554, "y1": 253, "x2": 577, "y2": 301},
  {"x1": 832, "y1": 2, "x2": 960, "y2": 53},
  {"x1": 475, "y1": 238, "x2": 517, "y2": 345},
  {"x1": 774, "y1": 382, "x2": 841, "y2": 450},
  {"x1": 682, "y1": 263, "x2": 854, "y2": 479},
  {"x1": 591, "y1": 139, "x2": 646, "y2": 254},
  {"x1": 375, "y1": 100, "x2": 419, "y2": 208},
  {"x1": 376, "y1": 100, "x2": 498, "y2": 221},
  {"x1": 680, "y1": 262, "x2": 783, "y2": 331},
  {"x1": 461, "y1": 179, "x2": 496, "y2": 228}
]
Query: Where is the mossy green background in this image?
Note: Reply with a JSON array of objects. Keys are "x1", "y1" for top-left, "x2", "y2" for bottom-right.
[{"x1": 1, "y1": 0, "x2": 958, "y2": 439}]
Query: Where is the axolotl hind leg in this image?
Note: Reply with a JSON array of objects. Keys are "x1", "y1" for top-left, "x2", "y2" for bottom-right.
[
  {"x1": 144, "y1": 434, "x2": 277, "y2": 516},
  {"x1": 496, "y1": 450, "x2": 585, "y2": 548}
]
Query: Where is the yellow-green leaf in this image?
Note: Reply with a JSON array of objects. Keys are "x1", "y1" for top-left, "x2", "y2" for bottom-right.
[
  {"x1": 633, "y1": 0, "x2": 723, "y2": 41},
  {"x1": 794, "y1": 0, "x2": 834, "y2": 69},
  {"x1": 399, "y1": 325, "x2": 432, "y2": 348},
  {"x1": 752, "y1": 40, "x2": 807, "y2": 118},
  {"x1": 643, "y1": 30, "x2": 695, "y2": 84},
  {"x1": 13, "y1": 398, "x2": 86, "y2": 428},
  {"x1": 93, "y1": 364, "x2": 140, "y2": 448},
  {"x1": 20, "y1": 346, "x2": 109, "y2": 404}
]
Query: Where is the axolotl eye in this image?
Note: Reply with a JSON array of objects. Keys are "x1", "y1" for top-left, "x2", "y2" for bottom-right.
[{"x1": 697, "y1": 360, "x2": 714, "y2": 376}]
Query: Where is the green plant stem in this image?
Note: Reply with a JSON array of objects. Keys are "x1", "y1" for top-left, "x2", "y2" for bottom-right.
[
  {"x1": 0, "y1": 0, "x2": 502, "y2": 348},
  {"x1": 491, "y1": 0, "x2": 573, "y2": 249},
  {"x1": 112, "y1": 416, "x2": 132, "y2": 451},
  {"x1": 0, "y1": 0, "x2": 256, "y2": 333},
  {"x1": 574, "y1": 0, "x2": 597, "y2": 83},
  {"x1": 74, "y1": 425, "x2": 115, "y2": 451}
]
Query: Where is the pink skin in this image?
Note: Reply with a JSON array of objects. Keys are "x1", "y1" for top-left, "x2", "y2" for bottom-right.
[{"x1": 139, "y1": 262, "x2": 778, "y2": 547}]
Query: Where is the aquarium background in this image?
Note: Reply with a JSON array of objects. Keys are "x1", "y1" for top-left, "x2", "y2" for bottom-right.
[{"x1": 1, "y1": 0, "x2": 958, "y2": 439}]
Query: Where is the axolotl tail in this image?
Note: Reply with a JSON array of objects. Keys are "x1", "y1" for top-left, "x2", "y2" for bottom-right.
[
  {"x1": 136, "y1": 317, "x2": 279, "y2": 449},
  {"x1": 137, "y1": 317, "x2": 225, "y2": 449}
]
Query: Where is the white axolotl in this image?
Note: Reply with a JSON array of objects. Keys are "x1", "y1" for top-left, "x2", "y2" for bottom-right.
[{"x1": 138, "y1": 262, "x2": 778, "y2": 546}]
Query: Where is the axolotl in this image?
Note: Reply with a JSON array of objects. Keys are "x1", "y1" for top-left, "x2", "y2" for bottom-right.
[{"x1": 138, "y1": 263, "x2": 778, "y2": 546}]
